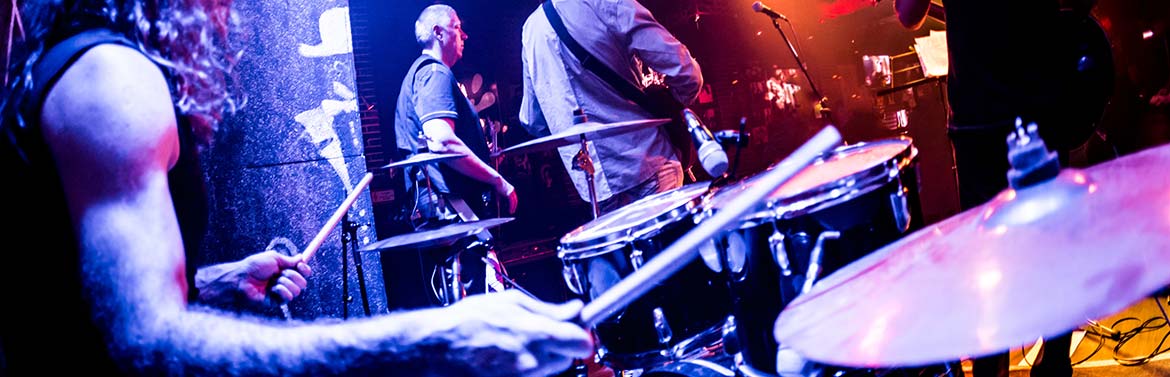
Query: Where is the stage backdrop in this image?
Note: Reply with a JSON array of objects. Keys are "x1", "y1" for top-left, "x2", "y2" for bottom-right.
[{"x1": 199, "y1": 0, "x2": 387, "y2": 320}]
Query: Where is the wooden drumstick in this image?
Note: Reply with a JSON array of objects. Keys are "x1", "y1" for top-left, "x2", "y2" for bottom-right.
[
  {"x1": 300, "y1": 172, "x2": 375, "y2": 264},
  {"x1": 577, "y1": 125, "x2": 842, "y2": 327}
]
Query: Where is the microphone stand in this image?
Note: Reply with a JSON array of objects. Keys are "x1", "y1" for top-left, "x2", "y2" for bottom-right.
[
  {"x1": 731, "y1": 117, "x2": 747, "y2": 179},
  {"x1": 768, "y1": 18, "x2": 836, "y2": 126}
]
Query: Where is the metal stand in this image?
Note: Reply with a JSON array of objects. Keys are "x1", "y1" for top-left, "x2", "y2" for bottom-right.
[
  {"x1": 769, "y1": 19, "x2": 835, "y2": 125},
  {"x1": 572, "y1": 136, "x2": 601, "y2": 219},
  {"x1": 434, "y1": 239, "x2": 540, "y2": 305},
  {"x1": 299, "y1": 172, "x2": 375, "y2": 320},
  {"x1": 341, "y1": 216, "x2": 371, "y2": 319}
]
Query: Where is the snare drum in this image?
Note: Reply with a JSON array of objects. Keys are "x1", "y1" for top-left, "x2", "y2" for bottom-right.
[
  {"x1": 560, "y1": 182, "x2": 730, "y2": 371},
  {"x1": 698, "y1": 137, "x2": 920, "y2": 376}
]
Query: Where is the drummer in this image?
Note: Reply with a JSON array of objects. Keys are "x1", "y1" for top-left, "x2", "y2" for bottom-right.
[
  {"x1": 393, "y1": 5, "x2": 518, "y2": 295},
  {"x1": 518, "y1": 0, "x2": 704, "y2": 214}
]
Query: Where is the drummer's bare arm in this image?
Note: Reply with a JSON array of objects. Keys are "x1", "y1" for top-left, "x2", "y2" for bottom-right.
[
  {"x1": 423, "y1": 118, "x2": 518, "y2": 214},
  {"x1": 894, "y1": 0, "x2": 931, "y2": 29},
  {"x1": 610, "y1": 0, "x2": 703, "y2": 105},
  {"x1": 46, "y1": 43, "x2": 582, "y2": 375}
]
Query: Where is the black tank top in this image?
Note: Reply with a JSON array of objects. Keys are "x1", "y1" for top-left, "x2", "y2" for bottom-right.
[{"x1": 0, "y1": 29, "x2": 208, "y2": 375}]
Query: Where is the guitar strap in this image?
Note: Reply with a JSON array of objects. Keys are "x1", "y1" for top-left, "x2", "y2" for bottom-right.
[
  {"x1": 541, "y1": 0, "x2": 698, "y2": 176},
  {"x1": 541, "y1": 0, "x2": 654, "y2": 110}
]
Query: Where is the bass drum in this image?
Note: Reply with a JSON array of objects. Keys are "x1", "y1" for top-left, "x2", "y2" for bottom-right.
[
  {"x1": 698, "y1": 137, "x2": 922, "y2": 376},
  {"x1": 560, "y1": 182, "x2": 730, "y2": 371}
]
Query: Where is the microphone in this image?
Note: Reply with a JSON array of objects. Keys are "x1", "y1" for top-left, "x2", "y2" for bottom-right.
[
  {"x1": 682, "y1": 109, "x2": 729, "y2": 177},
  {"x1": 751, "y1": 1, "x2": 788, "y2": 21}
]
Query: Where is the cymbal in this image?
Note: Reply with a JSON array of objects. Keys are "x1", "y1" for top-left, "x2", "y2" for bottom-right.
[
  {"x1": 773, "y1": 143, "x2": 1170, "y2": 368},
  {"x1": 379, "y1": 152, "x2": 462, "y2": 170},
  {"x1": 491, "y1": 118, "x2": 670, "y2": 157},
  {"x1": 358, "y1": 218, "x2": 514, "y2": 253}
]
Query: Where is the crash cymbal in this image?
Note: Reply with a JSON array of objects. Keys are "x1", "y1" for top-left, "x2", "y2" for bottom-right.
[
  {"x1": 773, "y1": 143, "x2": 1170, "y2": 368},
  {"x1": 491, "y1": 118, "x2": 670, "y2": 157},
  {"x1": 358, "y1": 218, "x2": 514, "y2": 253},
  {"x1": 379, "y1": 152, "x2": 462, "y2": 170}
]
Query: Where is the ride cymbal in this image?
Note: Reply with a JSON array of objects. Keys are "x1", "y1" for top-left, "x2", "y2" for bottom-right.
[{"x1": 774, "y1": 143, "x2": 1170, "y2": 367}]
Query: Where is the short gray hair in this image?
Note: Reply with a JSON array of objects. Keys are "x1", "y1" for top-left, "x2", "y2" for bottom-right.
[{"x1": 415, "y1": 4, "x2": 455, "y2": 47}]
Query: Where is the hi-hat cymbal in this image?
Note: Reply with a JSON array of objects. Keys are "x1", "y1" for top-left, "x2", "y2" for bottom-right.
[
  {"x1": 492, "y1": 118, "x2": 670, "y2": 157},
  {"x1": 358, "y1": 218, "x2": 514, "y2": 253},
  {"x1": 773, "y1": 143, "x2": 1170, "y2": 368},
  {"x1": 379, "y1": 152, "x2": 462, "y2": 170}
]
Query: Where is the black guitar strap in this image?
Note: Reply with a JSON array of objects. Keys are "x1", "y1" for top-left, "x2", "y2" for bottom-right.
[{"x1": 541, "y1": 0, "x2": 658, "y2": 115}]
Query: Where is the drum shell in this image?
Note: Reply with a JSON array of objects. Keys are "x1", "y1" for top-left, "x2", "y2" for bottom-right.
[
  {"x1": 713, "y1": 139, "x2": 922, "y2": 376},
  {"x1": 560, "y1": 209, "x2": 731, "y2": 370}
]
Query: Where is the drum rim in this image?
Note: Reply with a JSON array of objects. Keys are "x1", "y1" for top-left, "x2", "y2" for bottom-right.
[
  {"x1": 697, "y1": 137, "x2": 918, "y2": 226},
  {"x1": 558, "y1": 182, "x2": 712, "y2": 260}
]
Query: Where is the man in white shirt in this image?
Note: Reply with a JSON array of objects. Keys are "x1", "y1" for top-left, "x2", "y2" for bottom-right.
[{"x1": 519, "y1": 0, "x2": 704, "y2": 214}]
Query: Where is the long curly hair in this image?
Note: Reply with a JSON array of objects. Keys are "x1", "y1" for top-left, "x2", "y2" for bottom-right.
[{"x1": 2, "y1": 0, "x2": 245, "y2": 153}]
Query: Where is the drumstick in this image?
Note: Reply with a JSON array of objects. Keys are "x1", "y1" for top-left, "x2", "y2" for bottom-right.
[
  {"x1": 577, "y1": 125, "x2": 842, "y2": 327},
  {"x1": 300, "y1": 172, "x2": 375, "y2": 263}
]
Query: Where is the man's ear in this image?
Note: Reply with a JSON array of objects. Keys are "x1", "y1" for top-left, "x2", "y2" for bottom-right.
[{"x1": 434, "y1": 25, "x2": 443, "y2": 41}]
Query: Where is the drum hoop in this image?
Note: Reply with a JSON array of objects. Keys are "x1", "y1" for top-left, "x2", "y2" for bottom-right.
[
  {"x1": 698, "y1": 137, "x2": 917, "y2": 227},
  {"x1": 559, "y1": 182, "x2": 710, "y2": 260}
]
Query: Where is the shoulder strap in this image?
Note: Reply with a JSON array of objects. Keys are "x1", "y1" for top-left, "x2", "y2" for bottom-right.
[
  {"x1": 541, "y1": 1, "x2": 656, "y2": 112},
  {"x1": 26, "y1": 29, "x2": 134, "y2": 120}
]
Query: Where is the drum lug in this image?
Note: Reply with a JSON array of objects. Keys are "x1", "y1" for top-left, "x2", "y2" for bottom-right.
[
  {"x1": 653, "y1": 307, "x2": 674, "y2": 345},
  {"x1": 722, "y1": 315, "x2": 740, "y2": 357},
  {"x1": 801, "y1": 231, "x2": 841, "y2": 294},
  {"x1": 891, "y1": 184, "x2": 912, "y2": 232},
  {"x1": 630, "y1": 247, "x2": 645, "y2": 270},
  {"x1": 768, "y1": 230, "x2": 792, "y2": 276},
  {"x1": 562, "y1": 261, "x2": 584, "y2": 296}
]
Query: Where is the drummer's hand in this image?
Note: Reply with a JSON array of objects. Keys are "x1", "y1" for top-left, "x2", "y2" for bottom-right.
[
  {"x1": 194, "y1": 250, "x2": 312, "y2": 306},
  {"x1": 497, "y1": 178, "x2": 518, "y2": 214},
  {"x1": 423, "y1": 290, "x2": 593, "y2": 376}
]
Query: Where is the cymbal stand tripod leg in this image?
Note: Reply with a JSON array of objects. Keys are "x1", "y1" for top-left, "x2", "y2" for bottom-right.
[
  {"x1": 343, "y1": 216, "x2": 372, "y2": 317},
  {"x1": 464, "y1": 240, "x2": 539, "y2": 300}
]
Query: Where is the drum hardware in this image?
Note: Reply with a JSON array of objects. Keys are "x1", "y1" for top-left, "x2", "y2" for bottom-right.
[
  {"x1": 448, "y1": 239, "x2": 539, "y2": 303},
  {"x1": 653, "y1": 308, "x2": 673, "y2": 345},
  {"x1": 293, "y1": 173, "x2": 376, "y2": 319},
  {"x1": 798, "y1": 230, "x2": 840, "y2": 295},
  {"x1": 714, "y1": 117, "x2": 750, "y2": 185},
  {"x1": 358, "y1": 218, "x2": 514, "y2": 253},
  {"x1": 774, "y1": 129, "x2": 1170, "y2": 368},
  {"x1": 358, "y1": 218, "x2": 523, "y2": 305},
  {"x1": 701, "y1": 137, "x2": 922, "y2": 376},
  {"x1": 559, "y1": 126, "x2": 842, "y2": 372},
  {"x1": 630, "y1": 247, "x2": 645, "y2": 269},
  {"x1": 889, "y1": 183, "x2": 912, "y2": 233},
  {"x1": 560, "y1": 181, "x2": 728, "y2": 370},
  {"x1": 377, "y1": 152, "x2": 462, "y2": 170},
  {"x1": 576, "y1": 125, "x2": 842, "y2": 326},
  {"x1": 571, "y1": 125, "x2": 600, "y2": 219},
  {"x1": 722, "y1": 316, "x2": 740, "y2": 357},
  {"x1": 768, "y1": 231, "x2": 790, "y2": 276}
]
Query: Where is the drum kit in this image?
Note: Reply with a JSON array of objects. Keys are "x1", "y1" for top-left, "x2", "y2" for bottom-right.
[{"x1": 362, "y1": 117, "x2": 1170, "y2": 377}]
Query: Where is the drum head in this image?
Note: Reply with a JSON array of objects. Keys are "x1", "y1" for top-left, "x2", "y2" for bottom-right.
[
  {"x1": 560, "y1": 182, "x2": 711, "y2": 259},
  {"x1": 704, "y1": 137, "x2": 915, "y2": 222}
]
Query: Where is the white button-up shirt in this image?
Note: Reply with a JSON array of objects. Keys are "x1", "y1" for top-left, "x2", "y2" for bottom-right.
[{"x1": 520, "y1": 0, "x2": 703, "y2": 202}]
